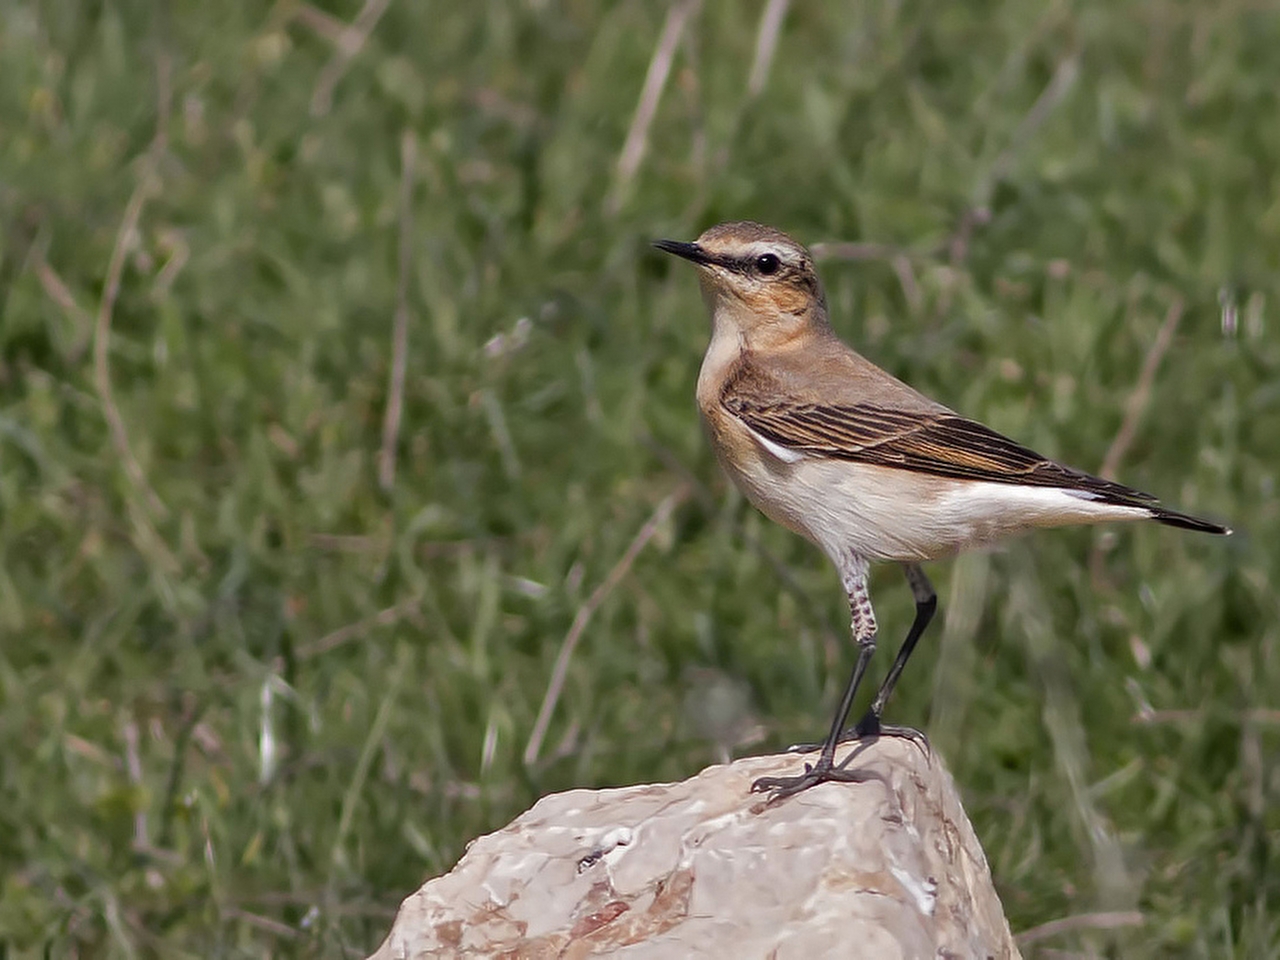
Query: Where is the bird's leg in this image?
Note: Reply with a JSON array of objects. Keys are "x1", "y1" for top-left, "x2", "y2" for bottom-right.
[
  {"x1": 847, "y1": 563, "x2": 936, "y2": 746},
  {"x1": 752, "y1": 561, "x2": 880, "y2": 800}
]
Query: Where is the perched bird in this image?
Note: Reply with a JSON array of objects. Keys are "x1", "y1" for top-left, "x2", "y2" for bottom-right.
[{"x1": 654, "y1": 221, "x2": 1230, "y2": 801}]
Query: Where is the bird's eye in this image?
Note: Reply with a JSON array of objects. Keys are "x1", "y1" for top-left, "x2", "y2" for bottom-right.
[{"x1": 754, "y1": 253, "x2": 781, "y2": 275}]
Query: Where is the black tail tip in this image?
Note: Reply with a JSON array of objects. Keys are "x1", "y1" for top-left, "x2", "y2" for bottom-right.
[{"x1": 1152, "y1": 508, "x2": 1232, "y2": 536}]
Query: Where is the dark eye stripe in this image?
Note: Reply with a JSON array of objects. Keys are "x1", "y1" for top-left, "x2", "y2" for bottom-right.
[{"x1": 728, "y1": 254, "x2": 786, "y2": 275}]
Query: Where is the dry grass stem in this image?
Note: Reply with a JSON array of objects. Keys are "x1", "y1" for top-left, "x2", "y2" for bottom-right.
[
  {"x1": 1090, "y1": 295, "x2": 1185, "y2": 585},
  {"x1": 892, "y1": 254, "x2": 923, "y2": 312},
  {"x1": 33, "y1": 254, "x2": 94, "y2": 360},
  {"x1": 299, "y1": 597, "x2": 423, "y2": 659},
  {"x1": 328, "y1": 659, "x2": 404, "y2": 879},
  {"x1": 524, "y1": 486, "x2": 690, "y2": 766},
  {"x1": 122, "y1": 720, "x2": 148, "y2": 851},
  {"x1": 310, "y1": 0, "x2": 393, "y2": 117},
  {"x1": 747, "y1": 0, "x2": 790, "y2": 97},
  {"x1": 152, "y1": 228, "x2": 191, "y2": 298},
  {"x1": 95, "y1": 176, "x2": 170, "y2": 523},
  {"x1": 609, "y1": 0, "x2": 702, "y2": 212},
  {"x1": 1132, "y1": 707, "x2": 1280, "y2": 726},
  {"x1": 379, "y1": 131, "x2": 417, "y2": 492},
  {"x1": 813, "y1": 211, "x2": 991, "y2": 271},
  {"x1": 1016, "y1": 910, "x2": 1144, "y2": 946},
  {"x1": 975, "y1": 55, "x2": 1079, "y2": 207},
  {"x1": 220, "y1": 907, "x2": 300, "y2": 940},
  {"x1": 946, "y1": 206, "x2": 993, "y2": 266},
  {"x1": 1014, "y1": 576, "x2": 1135, "y2": 907},
  {"x1": 1099, "y1": 296, "x2": 1186, "y2": 481},
  {"x1": 291, "y1": 3, "x2": 350, "y2": 44}
]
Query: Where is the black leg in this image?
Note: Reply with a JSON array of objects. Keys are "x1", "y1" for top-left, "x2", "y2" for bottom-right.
[
  {"x1": 752, "y1": 569, "x2": 879, "y2": 800},
  {"x1": 850, "y1": 563, "x2": 936, "y2": 742},
  {"x1": 751, "y1": 633, "x2": 880, "y2": 800}
]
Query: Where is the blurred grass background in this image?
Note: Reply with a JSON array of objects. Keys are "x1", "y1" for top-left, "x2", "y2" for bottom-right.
[{"x1": 1, "y1": 0, "x2": 1277, "y2": 956}]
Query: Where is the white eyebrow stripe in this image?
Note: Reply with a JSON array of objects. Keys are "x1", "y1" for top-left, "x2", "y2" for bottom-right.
[{"x1": 721, "y1": 241, "x2": 802, "y2": 267}]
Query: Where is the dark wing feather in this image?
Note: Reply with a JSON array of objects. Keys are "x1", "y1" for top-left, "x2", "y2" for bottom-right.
[{"x1": 723, "y1": 394, "x2": 1160, "y2": 507}]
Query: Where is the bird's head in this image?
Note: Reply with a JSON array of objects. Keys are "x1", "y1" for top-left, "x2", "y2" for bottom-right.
[{"x1": 654, "y1": 221, "x2": 828, "y2": 346}]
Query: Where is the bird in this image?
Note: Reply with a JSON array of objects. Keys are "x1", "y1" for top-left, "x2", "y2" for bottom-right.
[{"x1": 653, "y1": 220, "x2": 1230, "y2": 801}]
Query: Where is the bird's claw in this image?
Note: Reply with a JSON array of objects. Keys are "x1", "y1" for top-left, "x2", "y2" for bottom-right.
[
  {"x1": 751, "y1": 754, "x2": 875, "y2": 803},
  {"x1": 785, "y1": 713, "x2": 931, "y2": 761}
]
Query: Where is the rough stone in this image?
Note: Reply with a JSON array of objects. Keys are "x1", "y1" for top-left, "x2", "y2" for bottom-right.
[{"x1": 369, "y1": 738, "x2": 1020, "y2": 959}]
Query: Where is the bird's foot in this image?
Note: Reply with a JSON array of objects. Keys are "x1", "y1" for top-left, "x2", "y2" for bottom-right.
[
  {"x1": 750, "y1": 750, "x2": 876, "y2": 803},
  {"x1": 843, "y1": 711, "x2": 931, "y2": 755},
  {"x1": 785, "y1": 711, "x2": 931, "y2": 760}
]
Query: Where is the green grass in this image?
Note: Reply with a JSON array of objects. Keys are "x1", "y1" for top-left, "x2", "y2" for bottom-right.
[{"x1": 1, "y1": 1, "x2": 1277, "y2": 956}]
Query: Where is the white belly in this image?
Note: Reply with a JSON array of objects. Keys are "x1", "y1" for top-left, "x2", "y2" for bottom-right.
[{"x1": 722, "y1": 436, "x2": 1148, "y2": 565}]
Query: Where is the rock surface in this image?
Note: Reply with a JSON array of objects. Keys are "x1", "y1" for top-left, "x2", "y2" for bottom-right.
[{"x1": 369, "y1": 739, "x2": 1019, "y2": 959}]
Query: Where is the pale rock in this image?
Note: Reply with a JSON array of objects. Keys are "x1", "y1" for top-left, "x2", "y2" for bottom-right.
[{"x1": 369, "y1": 738, "x2": 1019, "y2": 959}]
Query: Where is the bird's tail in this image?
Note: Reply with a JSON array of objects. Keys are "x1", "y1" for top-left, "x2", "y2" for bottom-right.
[{"x1": 1149, "y1": 506, "x2": 1231, "y2": 535}]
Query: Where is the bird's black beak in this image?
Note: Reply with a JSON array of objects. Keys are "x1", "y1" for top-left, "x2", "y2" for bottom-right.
[{"x1": 652, "y1": 238, "x2": 716, "y2": 267}]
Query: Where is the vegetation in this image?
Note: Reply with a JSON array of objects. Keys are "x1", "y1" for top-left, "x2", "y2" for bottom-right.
[{"x1": 2, "y1": 1, "x2": 1276, "y2": 956}]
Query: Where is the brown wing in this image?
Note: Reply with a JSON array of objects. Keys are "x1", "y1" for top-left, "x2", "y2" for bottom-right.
[{"x1": 723, "y1": 393, "x2": 1159, "y2": 506}]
